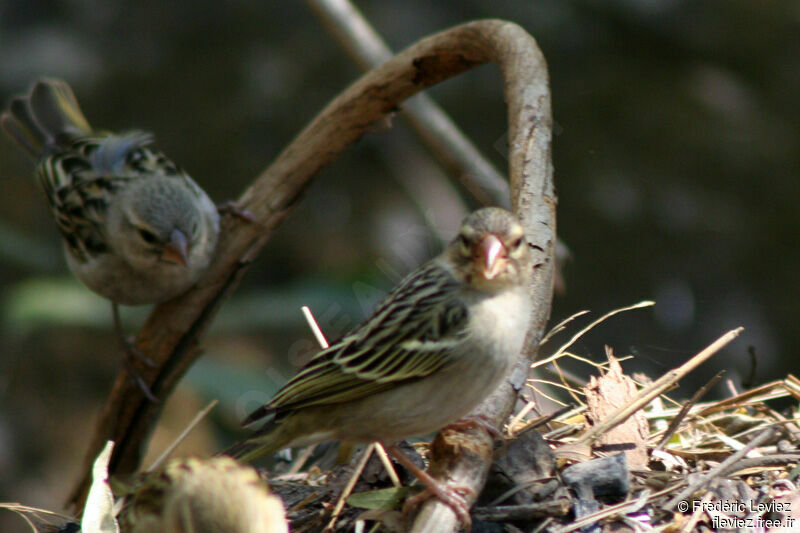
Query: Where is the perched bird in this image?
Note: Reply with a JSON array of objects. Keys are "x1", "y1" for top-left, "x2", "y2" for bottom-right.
[
  {"x1": 1, "y1": 79, "x2": 220, "y2": 396},
  {"x1": 118, "y1": 456, "x2": 287, "y2": 533},
  {"x1": 227, "y1": 207, "x2": 533, "y2": 526}
]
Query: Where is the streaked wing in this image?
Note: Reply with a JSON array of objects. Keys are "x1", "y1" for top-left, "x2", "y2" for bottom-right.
[
  {"x1": 267, "y1": 261, "x2": 469, "y2": 414},
  {"x1": 37, "y1": 144, "x2": 116, "y2": 261},
  {"x1": 36, "y1": 132, "x2": 183, "y2": 262}
]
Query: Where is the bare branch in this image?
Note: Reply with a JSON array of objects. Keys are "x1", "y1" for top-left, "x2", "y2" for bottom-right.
[
  {"x1": 305, "y1": 0, "x2": 511, "y2": 207},
  {"x1": 67, "y1": 20, "x2": 556, "y2": 525}
]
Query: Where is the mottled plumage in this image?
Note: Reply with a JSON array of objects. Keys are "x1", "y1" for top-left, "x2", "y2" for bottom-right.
[
  {"x1": 227, "y1": 207, "x2": 533, "y2": 463},
  {"x1": 1, "y1": 78, "x2": 219, "y2": 305},
  {"x1": 118, "y1": 457, "x2": 287, "y2": 533}
]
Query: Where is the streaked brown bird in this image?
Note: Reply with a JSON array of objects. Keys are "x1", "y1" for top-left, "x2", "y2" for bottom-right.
[
  {"x1": 2, "y1": 78, "x2": 220, "y2": 398},
  {"x1": 226, "y1": 207, "x2": 533, "y2": 527}
]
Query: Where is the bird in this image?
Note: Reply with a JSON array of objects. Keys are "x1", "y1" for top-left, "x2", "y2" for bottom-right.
[
  {"x1": 118, "y1": 456, "x2": 287, "y2": 533},
  {"x1": 225, "y1": 207, "x2": 533, "y2": 527},
  {"x1": 1, "y1": 78, "x2": 220, "y2": 398}
]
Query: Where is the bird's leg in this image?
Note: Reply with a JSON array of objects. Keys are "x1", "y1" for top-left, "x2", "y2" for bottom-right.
[
  {"x1": 112, "y1": 303, "x2": 159, "y2": 402},
  {"x1": 112, "y1": 303, "x2": 155, "y2": 366},
  {"x1": 384, "y1": 443, "x2": 473, "y2": 530},
  {"x1": 446, "y1": 413, "x2": 505, "y2": 441},
  {"x1": 216, "y1": 201, "x2": 256, "y2": 223}
]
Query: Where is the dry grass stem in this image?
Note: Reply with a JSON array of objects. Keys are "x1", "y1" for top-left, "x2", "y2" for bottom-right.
[
  {"x1": 323, "y1": 444, "x2": 375, "y2": 532},
  {"x1": 302, "y1": 305, "x2": 330, "y2": 349},
  {"x1": 577, "y1": 327, "x2": 743, "y2": 445},
  {"x1": 146, "y1": 399, "x2": 218, "y2": 473}
]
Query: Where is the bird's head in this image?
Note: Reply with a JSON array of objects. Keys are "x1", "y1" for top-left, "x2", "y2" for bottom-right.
[
  {"x1": 447, "y1": 207, "x2": 531, "y2": 291},
  {"x1": 112, "y1": 175, "x2": 213, "y2": 272}
]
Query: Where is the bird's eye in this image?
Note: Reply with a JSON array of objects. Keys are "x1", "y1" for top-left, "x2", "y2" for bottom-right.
[
  {"x1": 127, "y1": 149, "x2": 145, "y2": 165},
  {"x1": 138, "y1": 228, "x2": 158, "y2": 244},
  {"x1": 511, "y1": 237, "x2": 523, "y2": 249},
  {"x1": 457, "y1": 234, "x2": 470, "y2": 249}
]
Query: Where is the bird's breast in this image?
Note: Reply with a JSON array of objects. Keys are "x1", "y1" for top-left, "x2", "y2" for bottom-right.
[{"x1": 467, "y1": 286, "x2": 532, "y2": 364}]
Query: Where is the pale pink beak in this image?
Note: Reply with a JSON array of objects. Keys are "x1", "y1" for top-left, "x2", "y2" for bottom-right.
[
  {"x1": 476, "y1": 234, "x2": 506, "y2": 280},
  {"x1": 161, "y1": 229, "x2": 189, "y2": 267}
]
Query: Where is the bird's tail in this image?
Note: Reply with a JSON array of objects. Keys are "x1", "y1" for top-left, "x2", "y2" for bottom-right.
[
  {"x1": 220, "y1": 411, "x2": 289, "y2": 463},
  {"x1": 1, "y1": 78, "x2": 92, "y2": 157},
  {"x1": 221, "y1": 438, "x2": 274, "y2": 464}
]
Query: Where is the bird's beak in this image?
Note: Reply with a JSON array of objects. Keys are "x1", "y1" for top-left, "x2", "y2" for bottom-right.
[
  {"x1": 476, "y1": 234, "x2": 506, "y2": 280},
  {"x1": 161, "y1": 229, "x2": 189, "y2": 267}
]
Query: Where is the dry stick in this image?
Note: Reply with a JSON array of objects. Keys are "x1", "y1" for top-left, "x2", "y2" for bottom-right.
[
  {"x1": 146, "y1": 399, "x2": 219, "y2": 473},
  {"x1": 404, "y1": 23, "x2": 555, "y2": 533},
  {"x1": 67, "y1": 20, "x2": 557, "y2": 520},
  {"x1": 663, "y1": 427, "x2": 776, "y2": 511},
  {"x1": 324, "y1": 444, "x2": 376, "y2": 532},
  {"x1": 576, "y1": 327, "x2": 743, "y2": 446},
  {"x1": 551, "y1": 486, "x2": 675, "y2": 533},
  {"x1": 304, "y1": 0, "x2": 510, "y2": 207},
  {"x1": 654, "y1": 371, "x2": 724, "y2": 452},
  {"x1": 287, "y1": 445, "x2": 317, "y2": 475},
  {"x1": 374, "y1": 443, "x2": 403, "y2": 488},
  {"x1": 302, "y1": 305, "x2": 330, "y2": 349},
  {"x1": 679, "y1": 491, "x2": 712, "y2": 533}
]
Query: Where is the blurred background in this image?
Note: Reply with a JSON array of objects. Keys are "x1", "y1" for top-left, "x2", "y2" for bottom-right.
[{"x1": 0, "y1": 0, "x2": 798, "y2": 528}]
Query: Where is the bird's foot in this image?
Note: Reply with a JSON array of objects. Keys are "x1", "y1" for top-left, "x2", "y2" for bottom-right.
[
  {"x1": 402, "y1": 483, "x2": 474, "y2": 531},
  {"x1": 385, "y1": 443, "x2": 474, "y2": 530},
  {"x1": 120, "y1": 335, "x2": 156, "y2": 368},
  {"x1": 217, "y1": 201, "x2": 256, "y2": 222},
  {"x1": 446, "y1": 414, "x2": 504, "y2": 440},
  {"x1": 111, "y1": 303, "x2": 158, "y2": 402},
  {"x1": 121, "y1": 353, "x2": 160, "y2": 403}
]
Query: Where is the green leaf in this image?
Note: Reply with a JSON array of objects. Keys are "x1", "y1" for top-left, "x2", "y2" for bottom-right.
[{"x1": 346, "y1": 487, "x2": 411, "y2": 510}]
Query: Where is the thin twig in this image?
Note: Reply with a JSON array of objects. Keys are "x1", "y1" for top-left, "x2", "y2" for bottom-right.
[
  {"x1": 654, "y1": 372, "x2": 723, "y2": 452},
  {"x1": 578, "y1": 328, "x2": 743, "y2": 446},
  {"x1": 373, "y1": 442, "x2": 402, "y2": 488},
  {"x1": 663, "y1": 427, "x2": 775, "y2": 510},
  {"x1": 533, "y1": 301, "x2": 654, "y2": 370},
  {"x1": 539, "y1": 310, "x2": 590, "y2": 347},
  {"x1": 146, "y1": 399, "x2": 218, "y2": 472},
  {"x1": 324, "y1": 444, "x2": 375, "y2": 532},
  {"x1": 304, "y1": 0, "x2": 510, "y2": 207},
  {"x1": 287, "y1": 445, "x2": 317, "y2": 475},
  {"x1": 302, "y1": 305, "x2": 330, "y2": 349}
]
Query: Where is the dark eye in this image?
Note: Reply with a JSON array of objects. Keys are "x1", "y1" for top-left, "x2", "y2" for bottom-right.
[
  {"x1": 511, "y1": 237, "x2": 523, "y2": 249},
  {"x1": 138, "y1": 228, "x2": 158, "y2": 244},
  {"x1": 127, "y1": 149, "x2": 144, "y2": 164},
  {"x1": 457, "y1": 234, "x2": 470, "y2": 248}
]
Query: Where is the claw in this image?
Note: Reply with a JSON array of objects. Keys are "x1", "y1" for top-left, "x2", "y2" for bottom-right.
[
  {"x1": 385, "y1": 443, "x2": 474, "y2": 531},
  {"x1": 112, "y1": 303, "x2": 159, "y2": 402},
  {"x1": 402, "y1": 484, "x2": 473, "y2": 530},
  {"x1": 446, "y1": 413, "x2": 505, "y2": 441},
  {"x1": 122, "y1": 355, "x2": 160, "y2": 403},
  {"x1": 217, "y1": 201, "x2": 256, "y2": 223}
]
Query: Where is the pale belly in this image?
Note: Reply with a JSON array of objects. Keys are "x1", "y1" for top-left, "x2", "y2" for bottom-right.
[
  {"x1": 66, "y1": 248, "x2": 201, "y2": 305},
  {"x1": 288, "y1": 286, "x2": 532, "y2": 444}
]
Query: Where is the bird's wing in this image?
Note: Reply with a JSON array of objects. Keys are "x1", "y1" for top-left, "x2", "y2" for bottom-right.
[
  {"x1": 36, "y1": 141, "x2": 116, "y2": 261},
  {"x1": 245, "y1": 262, "x2": 470, "y2": 424},
  {"x1": 35, "y1": 132, "x2": 177, "y2": 262}
]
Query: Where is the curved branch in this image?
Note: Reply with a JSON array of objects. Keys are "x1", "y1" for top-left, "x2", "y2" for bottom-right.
[
  {"x1": 305, "y1": 0, "x2": 511, "y2": 207},
  {"x1": 407, "y1": 22, "x2": 555, "y2": 533},
  {"x1": 67, "y1": 20, "x2": 556, "y2": 523}
]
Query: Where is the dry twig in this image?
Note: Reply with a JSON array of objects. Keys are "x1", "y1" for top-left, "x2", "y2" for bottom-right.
[
  {"x1": 304, "y1": 0, "x2": 510, "y2": 206},
  {"x1": 577, "y1": 327, "x2": 743, "y2": 446}
]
